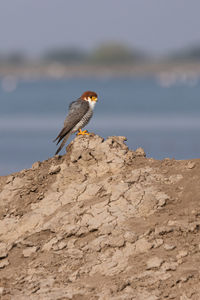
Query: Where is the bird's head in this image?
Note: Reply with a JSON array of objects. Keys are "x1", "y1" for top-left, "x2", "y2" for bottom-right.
[{"x1": 81, "y1": 91, "x2": 98, "y2": 103}]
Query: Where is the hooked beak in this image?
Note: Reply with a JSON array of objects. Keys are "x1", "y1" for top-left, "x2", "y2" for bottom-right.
[{"x1": 92, "y1": 97, "x2": 98, "y2": 102}]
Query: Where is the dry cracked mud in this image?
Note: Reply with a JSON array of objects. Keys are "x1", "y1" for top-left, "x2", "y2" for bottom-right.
[{"x1": 0, "y1": 134, "x2": 200, "y2": 300}]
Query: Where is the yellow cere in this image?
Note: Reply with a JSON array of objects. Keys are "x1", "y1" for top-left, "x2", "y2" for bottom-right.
[{"x1": 91, "y1": 96, "x2": 98, "y2": 102}]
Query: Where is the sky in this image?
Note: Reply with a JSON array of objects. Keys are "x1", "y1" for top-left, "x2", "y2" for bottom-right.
[{"x1": 0, "y1": 0, "x2": 200, "y2": 57}]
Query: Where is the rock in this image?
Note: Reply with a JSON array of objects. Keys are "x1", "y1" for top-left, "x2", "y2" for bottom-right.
[
  {"x1": 48, "y1": 165, "x2": 61, "y2": 174},
  {"x1": 0, "y1": 134, "x2": 200, "y2": 299},
  {"x1": 0, "y1": 259, "x2": 9, "y2": 269},
  {"x1": 161, "y1": 262, "x2": 178, "y2": 271},
  {"x1": 42, "y1": 237, "x2": 59, "y2": 252},
  {"x1": 155, "y1": 226, "x2": 173, "y2": 235},
  {"x1": 167, "y1": 220, "x2": 176, "y2": 226},
  {"x1": 156, "y1": 192, "x2": 169, "y2": 207},
  {"x1": 110, "y1": 182, "x2": 129, "y2": 201},
  {"x1": 135, "y1": 238, "x2": 153, "y2": 253},
  {"x1": 57, "y1": 240, "x2": 68, "y2": 250},
  {"x1": 186, "y1": 161, "x2": 196, "y2": 169},
  {"x1": 22, "y1": 246, "x2": 38, "y2": 257},
  {"x1": 0, "y1": 287, "x2": 4, "y2": 295},
  {"x1": 188, "y1": 222, "x2": 199, "y2": 232},
  {"x1": 135, "y1": 147, "x2": 146, "y2": 157},
  {"x1": 124, "y1": 169, "x2": 141, "y2": 183},
  {"x1": 176, "y1": 250, "x2": 188, "y2": 260},
  {"x1": 124, "y1": 231, "x2": 138, "y2": 243},
  {"x1": 108, "y1": 235, "x2": 125, "y2": 247},
  {"x1": 146, "y1": 257, "x2": 164, "y2": 269},
  {"x1": 6, "y1": 175, "x2": 14, "y2": 184},
  {"x1": 0, "y1": 243, "x2": 8, "y2": 258},
  {"x1": 180, "y1": 293, "x2": 191, "y2": 300},
  {"x1": 153, "y1": 238, "x2": 164, "y2": 248},
  {"x1": 163, "y1": 244, "x2": 176, "y2": 251},
  {"x1": 32, "y1": 161, "x2": 41, "y2": 170},
  {"x1": 170, "y1": 174, "x2": 184, "y2": 183}
]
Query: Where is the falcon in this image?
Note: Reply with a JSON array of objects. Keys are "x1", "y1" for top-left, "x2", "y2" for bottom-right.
[{"x1": 53, "y1": 90, "x2": 98, "y2": 155}]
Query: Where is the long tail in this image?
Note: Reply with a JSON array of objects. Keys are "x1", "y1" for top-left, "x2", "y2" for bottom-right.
[
  {"x1": 53, "y1": 127, "x2": 69, "y2": 145},
  {"x1": 55, "y1": 131, "x2": 72, "y2": 155}
]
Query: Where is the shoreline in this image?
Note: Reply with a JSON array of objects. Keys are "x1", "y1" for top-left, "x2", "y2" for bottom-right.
[{"x1": 1, "y1": 61, "x2": 200, "y2": 79}]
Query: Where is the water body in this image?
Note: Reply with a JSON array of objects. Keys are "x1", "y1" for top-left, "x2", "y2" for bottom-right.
[{"x1": 0, "y1": 76, "x2": 200, "y2": 175}]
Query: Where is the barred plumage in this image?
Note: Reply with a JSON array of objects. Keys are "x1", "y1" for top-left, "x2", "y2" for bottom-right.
[{"x1": 72, "y1": 109, "x2": 93, "y2": 133}]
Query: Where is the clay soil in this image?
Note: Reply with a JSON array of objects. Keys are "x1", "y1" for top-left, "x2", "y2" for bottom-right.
[{"x1": 0, "y1": 135, "x2": 200, "y2": 300}]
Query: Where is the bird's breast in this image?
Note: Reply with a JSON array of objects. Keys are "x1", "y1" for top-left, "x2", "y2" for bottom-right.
[{"x1": 73, "y1": 109, "x2": 93, "y2": 132}]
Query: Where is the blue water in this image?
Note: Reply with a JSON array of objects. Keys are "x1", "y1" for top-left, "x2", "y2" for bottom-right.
[{"x1": 1, "y1": 76, "x2": 200, "y2": 175}]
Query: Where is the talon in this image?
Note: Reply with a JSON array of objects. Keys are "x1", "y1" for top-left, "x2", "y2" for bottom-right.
[{"x1": 77, "y1": 129, "x2": 90, "y2": 136}]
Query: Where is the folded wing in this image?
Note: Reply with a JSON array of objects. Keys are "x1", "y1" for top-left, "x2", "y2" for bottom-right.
[{"x1": 53, "y1": 99, "x2": 89, "y2": 148}]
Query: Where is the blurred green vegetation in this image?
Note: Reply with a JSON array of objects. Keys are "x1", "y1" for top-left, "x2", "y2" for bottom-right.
[
  {"x1": 0, "y1": 43, "x2": 146, "y2": 66},
  {"x1": 43, "y1": 48, "x2": 87, "y2": 64},
  {"x1": 89, "y1": 43, "x2": 144, "y2": 64},
  {"x1": 42, "y1": 43, "x2": 145, "y2": 65},
  {"x1": 166, "y1": 46, "x2": 200, "y2": 62},
  {"x1": 0, "y1": 52, "x2": 27, "y2": 65},
  {"x1": 1, "y1": 42, "x2": 200, "y2": 66}
]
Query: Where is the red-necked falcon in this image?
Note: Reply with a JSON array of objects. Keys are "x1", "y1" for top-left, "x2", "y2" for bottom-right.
[{"x1": 53, "y1": 91, "x2": 98, "y2": 155}]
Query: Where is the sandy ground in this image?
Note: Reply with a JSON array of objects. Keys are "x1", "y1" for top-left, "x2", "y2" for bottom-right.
[{"x1": 0, "y1": 135, "x2": 200, "y2": 299}]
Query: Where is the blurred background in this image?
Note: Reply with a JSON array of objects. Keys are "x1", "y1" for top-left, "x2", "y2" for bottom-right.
[{"x1": 1, "y1": 0, "x2": 200, "y2": 175}]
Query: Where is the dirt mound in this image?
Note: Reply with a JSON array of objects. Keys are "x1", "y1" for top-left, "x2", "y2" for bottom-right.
[{"x1": 0, "y1": 134, "x2": 200, "y2": 300}]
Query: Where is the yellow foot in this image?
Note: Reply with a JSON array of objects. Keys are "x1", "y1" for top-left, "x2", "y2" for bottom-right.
[{"x1": 77, "y1": 129, "x2": 90, "y2": 136}]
